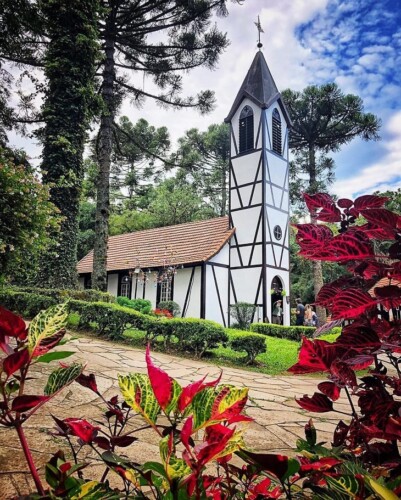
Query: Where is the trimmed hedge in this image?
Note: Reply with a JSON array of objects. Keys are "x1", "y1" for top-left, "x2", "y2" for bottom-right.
[
  {"x1": 227, "y1": 329, "x2": 267, "y2": 364},
  {"x1": 116, "y1": 296, "x2": 152, "y2": 315},
  {"x1": 250, "y1": 322, "x2": 316, "y2": 340},
  {"x1": 0, "y1": 290, "x2": 58, "y2": 318},
  {"x1": 6, "y1": 286, "x2": 115, "y2": 303}
]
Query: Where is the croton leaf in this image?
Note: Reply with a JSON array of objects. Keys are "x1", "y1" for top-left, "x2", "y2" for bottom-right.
[
  {"x1": 32, "y1": 329, "x2": 66, "y2": 358},
  {"x1": 181, "y1": 415, "x2": 193, "y2": 451},
  {"x1": 12, "y1": 394, "x2": 49, "y2": 413},
  {"x1": 177, "y1": 372, "x2": 222, "y2": 413},
  {"x1": 368, "y1": 478, "x2": 400, "y2": 500},
  {"x1": 317, "y1": 381, "x2": 341, "y2": 401},
  {"x1": 28, "y1": 303, "x2": 68, "y2": 355},
  {"x1": 146, "y1": 345, "x2": 176, "y2": 411},
  {"x1": 64, "y1": 418, "x2": 100, "y2": 443},
  {"x1": 44, "y1": 363, "x2": 84, "y2": 396},
  {"x1": 118, "y1": 373, "x2": 160, "y2": 426},
  {"x1": 296, "y1": 392, "x2": 334, "y2": 413},
  {"x1": 35, "y1": 351, "x2": 75, "y2": 364},
  {"x1": 239, "y1": 450, "x2": 297, "y2": 481},
  {"x1": 299, "y1": 456, "x2": 341, "y2": 472},
  {"x1": 354, "y1": 194, "x2": 388, "y2": 210},
  {"x1": 3, "y1": 348, "x2": 29, "y2": 377},
  {"x1": 331, "y1": 288, "x2": 377, "y2": 320}
]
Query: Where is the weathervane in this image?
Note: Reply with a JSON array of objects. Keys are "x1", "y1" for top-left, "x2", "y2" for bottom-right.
[{"x1": 254, "y1": 15, "x2": 264, "y2": 49}]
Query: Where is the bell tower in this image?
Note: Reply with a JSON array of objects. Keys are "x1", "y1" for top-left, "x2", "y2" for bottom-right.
[{"x1": 225, "y1": 49, "x2": 291, "y2": 325}]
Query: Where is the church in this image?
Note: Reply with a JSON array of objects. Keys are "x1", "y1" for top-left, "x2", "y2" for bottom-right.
[{"x1": 77, "y1": 48, "x2": 291, "y2": 326}]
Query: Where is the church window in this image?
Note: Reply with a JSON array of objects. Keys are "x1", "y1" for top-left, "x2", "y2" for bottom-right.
[
  {"x1": 239, "y1": 105, "x2": 254, "y2": 152},
  {"x1": 120, "y1": 275, "x2": 131, "y2": 298},
  {"x1": 272, "y1": 108, "x2": 282, "y2": 155},
  {"x1": 273, "y1": 225, "x2": 282, "y2": 241}
]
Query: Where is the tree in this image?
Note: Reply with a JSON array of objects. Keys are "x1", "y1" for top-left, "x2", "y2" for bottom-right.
[
  {"x1": 0, "y1": 146, "x2": 58, "y2": 282},
  {"x1": 36, "y1": 0, "x2": 101, "y2": 288},
  {"x1": 92, "y1": 0, "x2": 232, "y2": 291},
  {"x1": 175, "y1": 123, "x2": 230, "y2": 216},
  {"x1": 282, "y1": 83, "x2": 380, "y2": 324}
]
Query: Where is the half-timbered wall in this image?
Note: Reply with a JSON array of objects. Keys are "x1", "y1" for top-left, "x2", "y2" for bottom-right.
[{"x1": 174, "y1": 266, "x2": 202, "y2": 319}]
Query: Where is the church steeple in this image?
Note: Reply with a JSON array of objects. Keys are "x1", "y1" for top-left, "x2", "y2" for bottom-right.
[{"x1": 225, "y1": 51, "x2": 290, "y2": 124}]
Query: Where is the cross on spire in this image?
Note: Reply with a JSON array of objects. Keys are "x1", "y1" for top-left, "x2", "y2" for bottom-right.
[{"x1": 254, "y1": 15, "x2": 264, "y2": 49}]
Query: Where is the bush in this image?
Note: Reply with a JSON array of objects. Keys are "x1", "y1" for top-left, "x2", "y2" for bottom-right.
[
  {"x1": 0, "y1": 289, "x2": 58, "y2": 317},
  {"x1": 229, "y1": 330, "x2": 267, "y2": 364},
  {"x1": 7, "y1": 285, "x2": 115, "y2": 303},
  {"x1": 229, "y1": 302, "x2": 256, "y2": 330},
  {"x1": 157, "y1": 300, "x2": 181, "y2": 317},
  {"x1": 116, "y1": 296, "x2": 152, "y2": 314},
  {"x1": 250, "y1": 322, "x2": 315, "y2": 340}
]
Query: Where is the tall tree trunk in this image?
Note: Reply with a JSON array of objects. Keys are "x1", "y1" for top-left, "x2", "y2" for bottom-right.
[
  {"x1": 309, "y1": 144, "x2": 327, "y2": 325},
  {"x1": 92, "y1": 19, "x2": 116, "y2": 291},
  {"x1": 38, "y1": 0, "x2": 99, "y2": 289}
]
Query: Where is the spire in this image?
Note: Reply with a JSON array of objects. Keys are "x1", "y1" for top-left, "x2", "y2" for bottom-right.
[{"x1": 225, "y1": 51, "x2": 282, "y2": 122}]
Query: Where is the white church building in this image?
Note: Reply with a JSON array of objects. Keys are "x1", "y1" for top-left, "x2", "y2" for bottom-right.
[{"x1": 77, "y1": 50, "x2": 291, "y2": 326}]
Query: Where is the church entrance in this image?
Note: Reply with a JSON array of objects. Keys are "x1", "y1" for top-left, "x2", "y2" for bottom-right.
[{"x1": 271, "y1": 276, "x2": 284, "y2": 325}]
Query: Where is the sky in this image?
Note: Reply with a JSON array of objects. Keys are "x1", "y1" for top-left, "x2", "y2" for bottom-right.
[{"x1": 7, "y1": 0, "x2": 401, "y2": 200}]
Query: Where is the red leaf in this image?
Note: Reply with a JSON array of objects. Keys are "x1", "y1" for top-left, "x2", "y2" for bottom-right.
[
  {"x1": 326, "y1": 232, "x2": 374, "y2": 261},
  {"x1": 331, "y1": 288, "x2": 377, "y2": 320},
  {"x1": 12, "y1": 395, "x2": 49, "y2": 413},
  {"x1": 330, "y1": 360, "x2": 357, "y2": 388},
  {"x1": 195, "y1": 424, "x2": 235, "y2": 466},
  {"x1": 316, "y1": 283, "x2": 342, "y2": 308},
  {"x1": 93, "y1": 436, "x2": 111, "y2": 450},
  {"x1": 59, "y1": 462, "x2": 72, "y2": 473},
  {"x1": 178, "y1": 372, "x2": 222, "y2": 412},
  {"x1": 300, "y1": 456, "x2": 341, "y2": 472},
  {"x1": 296, "y1": 392, "x2": 334, "y2": 413},
  {"x1": 354, "y1": 195, "x2": 388, "y2": 210},
  {"x1": 3, "y1": 348, "x2": 29, "y2": 377},
  {"x1": 181, "y1": 415, "x2": 193, "y2": 451},
  {"x1": 337, "y1": 198, "x2": 353, "y2": 209},
  {"x1": 385, "y1": 417, "x2": 401, "y2": 439},
  {"x1": 145, "y1": 345, "x2": 173, "y2": 411},
  {"x1": 360, "y1": 208, "x2": 401, "y2": 232},
  {"x1": 332, "y1": 420, "x2": 349, "y2": 446},
  {"x1": 32, "y1": 329, "x2": 65, "y2": 357},
  {"x1": 317, "y1": 381, "x2": 341, "y2": 401},
  {"x1": 293, "y1": 224, "x2": 333, "y2": 255},
  {"x1": 75, "y1": 372, "x2": 98, "y2": 393},
  {"x1": 0, "y1": 307, "x2": 27, "y2": 338},
  {"x1": 336, "y1": 326, "x2": 381, "y2": 353},
  {"x1": 288, "y1": 337, "x2": 342, "y2": 374},
  {"x1": 111, "y1": 435, "x2": 137, "y2": 447},
  {"x1": 389, "y1": 241, "x2": 401, "y2": 259},
  {"x1": 374, "y1": 285, "x2": 401, "y2": 310},
  {"x1": 64, "y1": 418, "x2": 100, "y2": 443},
  {"x1": 240, "y1": 450, "x2": 290, "y2": 480}
]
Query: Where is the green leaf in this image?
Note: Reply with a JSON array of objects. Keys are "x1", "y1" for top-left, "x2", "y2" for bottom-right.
[
  {"x1": 69, "y1": 480, "x2": 119, "y2": 499},
  {"x1": 36, "y1": 351, "x2": 75, "y2": 363},
  {"x1": 143, "y1": 461, "x2": 168, "y2": 480},
  {"x1": 44, "y1": 363, "x2": 83, "y2": 395},
  {"x1": 282, "y1": 458, "x2": 301, "y2": 481},
  {"x1": 118, "y1": 373, "x2": 160, "y2": 425},
  {"x1": 191, "y1": 386, "x2": 216, "y2": 430},
  {"x1": 326, "y1": 474, "x2": 360, "y2": 497},
  {"x1": 165, "y1": 379, "x2": 182, "y2": 415},
  {"x1": 28, "y1": 303, "x2": 68, "y2": 353},
  {"x1": 368, "y1": 478, "x2": 399, "y2": 500}
]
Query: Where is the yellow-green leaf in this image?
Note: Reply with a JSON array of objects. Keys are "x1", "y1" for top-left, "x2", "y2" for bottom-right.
[
  {"x1": 70, "y1": 480, "x2": 118, "y2": 499},
  {"x1": 44, "y1": 363, "x2": 83, "y2": 395},
  {"x1": 28, "y1": 303, "x2": 68, "y2": 354},
  {"x1": 165, "y1": 379, "x2": 182, "y2": 415},
  {"x1": 368, "y1": 478, "x2": 399, "y2": 500},
  {"x1": 118, "y1": 373, "x2": 160, "y2": 425}
]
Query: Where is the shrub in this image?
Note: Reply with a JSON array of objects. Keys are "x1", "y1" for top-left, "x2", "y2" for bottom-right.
[
  {"x1": 229, "y1": 331, "x2": 267, "y2": 364},
  {"x1": 116, "y1": 296, "x2": 152, "y2": 314},
  {"x1": 6, "y1": 285, "x2": 115, "y2": 303},
  {"x1": 229, "y1": 302, "x2": 256, "y2": 330},
  {"x1": 157, "y1": 300, "x2": 181, "y2": 317},
  {"x1": 250, "y1": 322, "x2": 315, "y2": 340},
  {"x1": 0, "y1": 289, "x2": 57, "y2": 317}
]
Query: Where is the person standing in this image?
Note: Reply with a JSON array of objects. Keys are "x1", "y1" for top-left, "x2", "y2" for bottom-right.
[
  {"x1": 272, "y1": 300, "x2": 283, "y2": 325},
  {"x1": 304, "y1": 304, "x2": 314, "y2": 326},
  {"x1": 295, "y1": 298, "x2": 305, "y2": 326}
]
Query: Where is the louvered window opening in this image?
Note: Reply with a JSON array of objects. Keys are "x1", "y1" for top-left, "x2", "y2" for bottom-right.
[
  {"x1": 272, "y1": 108, "x2": 282, "y2": 155},
  {"x1": 239, "y1": 106, "x2": 254, "y2": 152}
]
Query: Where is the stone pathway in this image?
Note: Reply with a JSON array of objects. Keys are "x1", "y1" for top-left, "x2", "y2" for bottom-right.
[{"x1": 0, "y1": 335, "x2": 346, "y2": 497}]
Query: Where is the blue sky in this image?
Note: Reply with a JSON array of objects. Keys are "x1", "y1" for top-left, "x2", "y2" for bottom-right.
[{"x1": 8, "y1": 0, "x2": 401, "y2": 200}]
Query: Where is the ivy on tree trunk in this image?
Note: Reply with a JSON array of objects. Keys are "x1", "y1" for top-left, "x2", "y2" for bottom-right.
[{"x1": 37, "y1": 0, "x2": 100, "y2": 288}]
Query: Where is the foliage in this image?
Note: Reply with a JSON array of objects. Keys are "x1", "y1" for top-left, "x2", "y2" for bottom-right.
[
  {"x1": 116, "y1": 296, "x2": 152, "y2": 315},
  {"x1": 175, "y1": 123, "x2": 230, "y2": 216},
  {"x1": 0, "y1": 146, "x2": 58, "y2": 281},
  {"x1": 229, "y1": 331, "x2": 267, "y2": 365},
  {"x1": 157, "y1": 300, "x2": 181, "y2": 317},
  {"x1": 229, "y1": 302, "x2": 256, "y2": 330},
  {"x1": 77, "y1": 201, "x2": 96, "y2": 261},
  {"x1": 153, "y1": 308, "x2": 173, "y2": 318},
  {"x1": 250, "y1": 322, "x2": 317, "y2": 340},
  {"x1": 36, "y1": 0, "x2": 101, "y2": 288}
]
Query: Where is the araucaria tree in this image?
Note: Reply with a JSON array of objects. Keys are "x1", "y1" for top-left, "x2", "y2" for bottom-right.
[
  {"x1": 92, "y1": 0, "x2": 231, "y2": 290},
  {"x1": 282, "y1": 84, "x2": 380, "y2": 323},
  {"x1": 37, "y1": 0, "x2": 100, "y2": 288}
]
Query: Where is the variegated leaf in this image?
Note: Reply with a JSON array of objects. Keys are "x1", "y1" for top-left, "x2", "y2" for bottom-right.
[
  {"x1": 44, "y1": 363, "x2": 83, "y2": 396},
  {"x1": 165, "y1": 379, "x2": 182, "y2": 415},
  {"x1": 118, "y1": 373, "x2": 160, "y2": 425},
  {"x1": 70, "y1": 480, "x2": 118, "y2": 499},
  {"x1": 191, "y1": 387, "x2": 217, "y2": 430},
  {"x1": 28, "y1": 303, "x2": 68, "y2": 354},
  {"x1": 325, "y1": 474, "x2": 360, "y2": 498},
  {"x1": 214, "y1": 429, "x2": 245, "y2": 459}
]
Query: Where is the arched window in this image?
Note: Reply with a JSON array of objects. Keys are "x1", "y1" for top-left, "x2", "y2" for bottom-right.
[
  {"x1": 239, "y1": 105, "x2": 254, "y2": 153},
  {"x1": 272, "y1": 108, "x2": 282, "y2": 155}
]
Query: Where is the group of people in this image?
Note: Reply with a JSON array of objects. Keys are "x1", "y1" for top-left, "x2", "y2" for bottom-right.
[
  {"x1": 271, "y1": 297, "x2": 318, "y2": 327},
  {"x1": 295, "y1": 298, "x2": 318, "y2": 327}
]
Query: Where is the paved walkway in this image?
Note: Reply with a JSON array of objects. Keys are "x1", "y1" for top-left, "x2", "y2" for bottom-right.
[{"x1": 0, "y1": 335, "x2": 349, "y2": 497}]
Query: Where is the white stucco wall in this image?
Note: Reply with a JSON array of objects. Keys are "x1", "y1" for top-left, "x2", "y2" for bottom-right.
[
  {"x1": 107, "y1": 273, "x2": 119, "y2": 296},
  {"x1": 173, "y1": 266, "x2": 201, "y2": 318}
]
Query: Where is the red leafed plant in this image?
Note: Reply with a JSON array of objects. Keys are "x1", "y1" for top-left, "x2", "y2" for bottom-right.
[
  {"x1": 153, "y1": 308, "x2": 173, "y2": 318},
  {"x1": 288, "y1": 192, "x2": 401, "y2": 496}
]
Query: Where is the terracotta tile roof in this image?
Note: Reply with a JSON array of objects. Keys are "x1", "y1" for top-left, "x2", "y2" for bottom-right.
[
  {"x1": 368, "y1": 277, "x2": 401, "y2": 297},
  {"x1": 77, "y1": 217, "x2": 234, "y2": 274}
]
